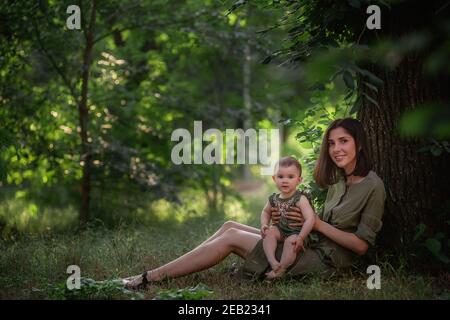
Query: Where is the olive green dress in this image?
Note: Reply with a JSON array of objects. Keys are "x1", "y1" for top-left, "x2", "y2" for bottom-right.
[{"x1": 238, "y1": 171, "x2": 386, "y2": 279}]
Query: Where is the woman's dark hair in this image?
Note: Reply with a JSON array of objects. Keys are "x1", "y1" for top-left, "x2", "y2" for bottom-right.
[{"x1": 313, "y1": 118, "x2": 372, "y2": 188}]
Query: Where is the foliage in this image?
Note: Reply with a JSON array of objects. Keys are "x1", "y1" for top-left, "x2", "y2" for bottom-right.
[
  {"x1": 281, "y1": 85, "x2": 349, "y2": 211},
  {"x1": 398, "y1": 104, "x2": 450, "y2": 164},
  {"x1": 154, "y1": 283, "x2": 213, "y2": 300},
  {"x1": 0, "y1": 0, "x2": 302, "y2": 226},
  {"x1": 413, "y1": 207, "x2": 450, "y2": 266},
  {"x1": 42, "y1": 277, "x2": 144, "y2": 300}
]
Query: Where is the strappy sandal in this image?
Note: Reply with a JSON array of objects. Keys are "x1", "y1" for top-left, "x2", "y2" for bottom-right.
[
  {"x1": 124, "y1": 271, "x2": 150, "y2": 290},
  {"x1": 140, "y1": 271, "x2": 150, "y2": 289}
]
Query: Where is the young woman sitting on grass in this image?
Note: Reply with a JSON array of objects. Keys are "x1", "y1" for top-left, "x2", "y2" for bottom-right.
[{"x1": 123, "y1": 118, "x2": 386, "y2": 288}]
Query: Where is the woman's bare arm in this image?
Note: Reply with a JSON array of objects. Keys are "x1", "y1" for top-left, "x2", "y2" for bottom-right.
[
  {"x1": 271, "y1": 198, "x2": 369, "y2": 255},
  {"x1": 314, "y1": 217, "x2": 369, "y2": 255}
]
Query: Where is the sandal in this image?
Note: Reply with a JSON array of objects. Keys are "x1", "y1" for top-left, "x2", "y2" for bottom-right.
[{"x1": 124, "y1": 271, "x2": 151, "y2": 290}]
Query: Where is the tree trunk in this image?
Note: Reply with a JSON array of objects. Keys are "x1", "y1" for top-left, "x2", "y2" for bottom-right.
[
  {"x1": 358, "y1": 56, "x2": 450, "y2": 247},
  {"x1": 78, "y1": 1, "x2": 96, "y2": 225},
  {"x1": 242, "y1": 34, "x2": 253, "y2": 180},
  {"x1": 356, "y1": 0, "x2": 450, "y2": 249}
]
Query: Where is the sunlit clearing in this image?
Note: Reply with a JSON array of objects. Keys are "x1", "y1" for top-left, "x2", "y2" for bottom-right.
[{"x1": 0, "y1": 199, "x2": 78, "y2": 236}]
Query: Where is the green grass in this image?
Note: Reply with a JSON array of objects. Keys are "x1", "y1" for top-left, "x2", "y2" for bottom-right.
[
  {"x1": 1, "y1": 182, "x2": 449, "y2": 300},
  {"x1": 1, "y1": 218, "x2": 449, "y2": 300}
]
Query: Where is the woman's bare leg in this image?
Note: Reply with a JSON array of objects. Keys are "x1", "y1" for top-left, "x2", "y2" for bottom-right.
[
  {"x1": 198, "y1": 221, "x2": 260, "y2": 246},
  {"x1": 125, "y1": 228, "x2": 260, "y2": 285}
]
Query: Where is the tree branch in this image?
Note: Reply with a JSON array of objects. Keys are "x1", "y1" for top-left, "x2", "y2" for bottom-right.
[
  {"x1": 32, "y1": 20, "x2": 79, "y2": 102},
  {"x1": 93, "y1": 10, "x2": 212, "y2": 44}
]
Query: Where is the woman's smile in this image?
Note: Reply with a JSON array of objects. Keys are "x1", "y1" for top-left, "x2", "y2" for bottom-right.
[{"x1": 328, "y1": 127, "x2": 357, "y2": 174}]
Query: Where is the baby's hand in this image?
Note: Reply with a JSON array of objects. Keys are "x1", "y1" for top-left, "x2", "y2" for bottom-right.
[
  {"x1": 260, "y1": 225, "x2": 269, "y2": 239},
  {"x1": 292, "y1": 235, "x2": 304, "y2": 253}
]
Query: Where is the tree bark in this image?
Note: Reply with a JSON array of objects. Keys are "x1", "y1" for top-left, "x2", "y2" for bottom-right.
[
  {"x1": 356, "y1": 0, "x2": 450, "y2": 248},
  {"x1": 358, "y1": 56, "x2": 450, "y2": 247},
  {"x1": 78, "y1": 1, "x2": 96, "y2": 225}
]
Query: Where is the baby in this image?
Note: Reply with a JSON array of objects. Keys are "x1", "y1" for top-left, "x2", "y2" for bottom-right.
[{"x1": 260, "y1": 156, "x2": 315, "y2": 279}]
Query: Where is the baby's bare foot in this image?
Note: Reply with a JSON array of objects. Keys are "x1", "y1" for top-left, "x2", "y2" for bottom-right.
[
  {"x1": 265, "y1": 269, "x2": 278, "y2": 279},
  {"x1": 265, "y1": 267, "x2": 287, "y2": 280},
  {"x1": 268, "y1": 260, "x2": 281, "y2": 273}
]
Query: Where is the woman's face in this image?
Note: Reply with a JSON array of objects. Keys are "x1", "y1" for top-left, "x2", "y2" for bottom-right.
[{"x1": 328, "y1": 127, "x2": 357, "y2": 174}]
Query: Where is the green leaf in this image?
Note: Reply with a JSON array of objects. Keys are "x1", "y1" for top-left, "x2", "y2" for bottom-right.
[
  {"x1": 348, "y1": 0, "x2": 361, "y2": 9},
  {"x1": 262, "y1": 56, "x2": 272, "y2": 64},
  {"x1": 435, "y1": 232, "x2": 445, "y2": 240},
  {"x1": 363, "y1": 92, "x2": 379, "y2": 108},
  {"x1": 430, "y1": 145, "x2": 443, "y2": 156},
  {"x1": 425, "y1": 238, "x2": 441, "y2": 256},
  {"x1": 343, "y1": 70, "x2": 355, "y2": 90},
  {"x1": 437, "y1": 253, "x2": 450, "y2": 264},
  {"x1": 350, "y1": 95, "x2": 362, "y2": 114},
  {"x1": 309, "y1": 82, "x2": 326, "y2": 91},
  {"x1": 418, "y1": 146, "x2": 430, "y2": 153},
  {"x1": 363, "y1": 81, "x2": 378, "y2": 93},
  {"x1": 154, "y1": 283, "x2": 213, "y2": 300},
  {"x1": 378, "y1": 0, "x2": 392, "y2": 10},
  {"x1": 330, "y1": 69, "x2": 343, "y2": 81},
  {"x1": 364, "y1": 71, "x2": 384, "y2": 87},
  {"x1": 227, "y1": 0, "x2": 247, "y2": 15},
  {"x1": 413, "y1": 223, "x2": 426, "y2": 241},
  {"x1": 344, "y1": 90, "x2": 354, "y2": 101}
]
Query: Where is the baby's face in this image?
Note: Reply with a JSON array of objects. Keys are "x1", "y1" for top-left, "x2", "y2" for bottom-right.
[{"x1": 272, "y1": 165, "x2": 302, "y2": 195}]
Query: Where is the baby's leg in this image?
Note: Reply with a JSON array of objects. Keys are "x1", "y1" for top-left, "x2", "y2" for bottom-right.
[
  {"x1": 279, "y1": 234, "x2": 299, "y2": 270},
  {"x1": 262, "y1": 226, "x2": 283, "y2": 272},
  {"x1": 266, "y1": 234, "x2": 298, "y2": 279}
]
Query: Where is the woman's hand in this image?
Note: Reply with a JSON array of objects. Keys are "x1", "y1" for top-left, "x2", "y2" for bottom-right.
[
  {"x1": 270, "y1": 205, "x2": 305, "y2": 227},
  {"x1": 286, "y1": 206, "x2": 304, "y2": 228},
  {"x1": 270, "y1": 206, "x2": 281, "y2": 224}
]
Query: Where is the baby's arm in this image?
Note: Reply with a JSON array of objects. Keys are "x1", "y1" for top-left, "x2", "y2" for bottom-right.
[
  {"x1": 295, "y1": 195, "x2": 315, "y2": 243},
  {"x1": 260, "y1": 201, "x2": 272, "y2": 237}
]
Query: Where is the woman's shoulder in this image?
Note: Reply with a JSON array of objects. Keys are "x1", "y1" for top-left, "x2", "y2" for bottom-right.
[
  {"x1": 365, "y1": 171, "x2": 385, "y2": 188},
  {"x1": 362, "y1": 171, "x2": 386, "y2": 197}
]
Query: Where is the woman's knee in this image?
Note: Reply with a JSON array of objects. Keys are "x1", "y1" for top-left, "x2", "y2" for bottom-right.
[
  {"x1": 222, "y1": 227, "x2": 239, "y2": 238},
  {"x1": 221, "y1": 227, "x2": 255, "y2": 256},
  {"x1": 221, "y1": 227, "x2": 246, "y2": 246},
  {"x1": 221, "y1": 220, "x2": 239, "y2": 231}
]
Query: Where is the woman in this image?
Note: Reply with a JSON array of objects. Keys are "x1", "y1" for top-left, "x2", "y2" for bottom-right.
[{"x1": 124, "y1": 118, "x2": 386, "y2": 288}]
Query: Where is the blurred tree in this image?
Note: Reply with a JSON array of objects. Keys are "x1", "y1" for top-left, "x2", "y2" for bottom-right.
[{"x1": 0, "y1": 0, "x2": 301, "y2": 227}]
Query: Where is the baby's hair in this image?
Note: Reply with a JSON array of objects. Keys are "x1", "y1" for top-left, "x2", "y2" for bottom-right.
[{"x1": 275, "y1": 156, "x2": 302, "y2": 176}]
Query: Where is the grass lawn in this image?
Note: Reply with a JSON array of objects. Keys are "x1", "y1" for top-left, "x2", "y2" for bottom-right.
[{"x1": 1, "y1": 217, "x2": 449, "y2": 300}]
